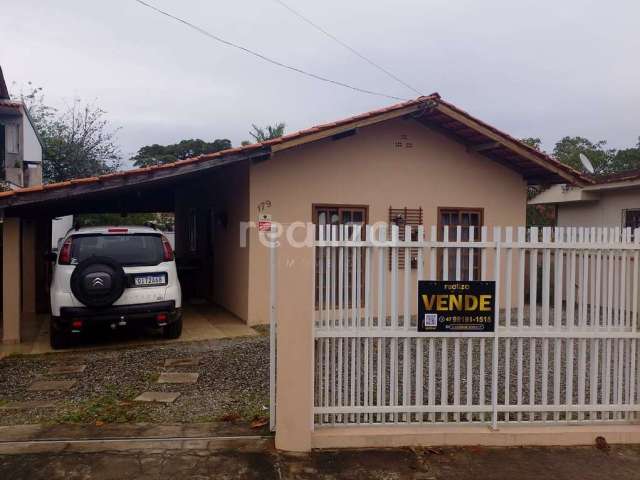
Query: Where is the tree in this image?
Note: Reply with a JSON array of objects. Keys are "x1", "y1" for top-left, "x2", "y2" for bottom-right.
[
  {"x1": 15, "y1": 84, "x2": 122, "y2": 183},
  {"x1": 521, "y1": 137, "x2": 553, "y2": 227},
  {"x1": 523, "y1": 135, "x2": 640, "y2": 226},
  {"x1": 76, "y1": 212, "x2": 157, "y2": 227},
  {"x1": 552, "y1": 136, "x2": 616, "y2": 175},
  {"x1": 131, "y1": 138, "x2": 231, "y2": 168},
  {"x1": 248, "y1": 122, "x2": 286, "y2": 143},
  {"x1": 610, "y1": 137, "x2": 640, "y2": 172},
  {"x1": 521, "y1": 137, "x2": 543, "y2": 151}
]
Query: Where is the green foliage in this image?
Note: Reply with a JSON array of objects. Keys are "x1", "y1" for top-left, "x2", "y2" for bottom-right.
[
  {"x1": 521, "y1": 137, "x2": 543, "y2": 150},
  {"x1": 76, "y1": 212, "x2": 160, "y2": 227},
  {"x1": 56, "y1": 386, "x2": 149, "y2": 424},
  {"x1": 248, "y1": 122, "x2": 286, "y2": 143},
  {"x1": 14, "y1": 84, "x2": 121, "y2": 183},
  {"x1": 215, "y1": 392, "x2": 270, "y2": 423},
  {"x1": 553, "y1": 136, "x2": 614, "y2": 174},
  {"x1": 611, "y1": 137, "x2": 640, "y2": 172},
  {"x1": 131, "y1": 138, "x2": 231, "y2": 168},
  {"x1": 527, "y1": 186, "x2": 556, "y2": 227},
  {"x1": 523, "y1": 135, "x2": 640, "y2": 226}
]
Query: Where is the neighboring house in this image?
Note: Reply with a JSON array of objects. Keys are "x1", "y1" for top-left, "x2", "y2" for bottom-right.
[
  {"x1": 529, "y1": 170, "x2": 640, "y2": 229},
  {"x1": 0, "y1": 93, "x2": 588, "y2": 338},
  {"x1": 51, "y1": 215, "x2": 74, "y2": 250},
  {"x1": 0, "y1": 66, "x2": 43, "y2": 189}
]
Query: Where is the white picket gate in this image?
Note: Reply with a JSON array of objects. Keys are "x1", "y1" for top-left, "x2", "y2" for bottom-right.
[{"x1": 313, "y1": 224, "x2": 640, "y2": 428}]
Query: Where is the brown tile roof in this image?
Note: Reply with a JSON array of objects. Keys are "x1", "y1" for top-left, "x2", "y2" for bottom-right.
[
  {"x1": 434, "y1": 97, "x2": 592, "y2": 185},
  {"x1": 0, "y1": 93, "x2": 590, "y2": 202},
  {"x1": 588, "y1": 169, "x2": 640, "y2": 184},
  {"x1": 0, "y1": 99, "x2": 22, "y2": 110}
]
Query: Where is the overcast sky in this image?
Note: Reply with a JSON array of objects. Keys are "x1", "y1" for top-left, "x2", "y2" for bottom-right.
[{"x1": 2, "y1": 0, "x2": 639, "y2": 165}]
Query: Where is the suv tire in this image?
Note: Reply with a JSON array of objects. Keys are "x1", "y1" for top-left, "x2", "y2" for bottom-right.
[
  {"x1": 163, "y1": 315, "x2": 183, "y2": 339},
  {"x1": 50, "y1": 322, "x2": 70, "y2": 350},
  {"x1": 70, "y1": 256, "x2": 126, "y2": 308}
]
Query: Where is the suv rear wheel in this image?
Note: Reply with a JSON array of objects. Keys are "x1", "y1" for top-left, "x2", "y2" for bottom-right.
[
  {"x1": 163, "y1": 315, "x2": 183, "y2": 339},
  {"x1": 50, "y1": 321, "x2": 73, "y2": 350}
]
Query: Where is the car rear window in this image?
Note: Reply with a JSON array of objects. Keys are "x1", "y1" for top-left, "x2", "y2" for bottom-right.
[{"x1": 69, "y1": 234, "x2": 164, "y2": 266}]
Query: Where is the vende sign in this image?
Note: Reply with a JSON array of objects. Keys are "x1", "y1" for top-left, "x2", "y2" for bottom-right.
[{"x1": 418, "y1": 280, "x2": 495, "y2": 332}]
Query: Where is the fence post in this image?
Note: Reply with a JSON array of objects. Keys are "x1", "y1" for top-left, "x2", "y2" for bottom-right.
[
  {"x1": 491, "y1": 226, "x2": 502, "y2": 430},
  {"x1": 269, "y1": 224, "x2": 278, "y2": 432},
  {"x1": 274, "y1": 226, "x2": 315, "y2": 452}
]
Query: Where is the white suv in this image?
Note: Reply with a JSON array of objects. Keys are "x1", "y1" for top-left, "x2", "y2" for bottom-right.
[{"x1": 50, "y1": 226, "x2": 182, "y2": 349}]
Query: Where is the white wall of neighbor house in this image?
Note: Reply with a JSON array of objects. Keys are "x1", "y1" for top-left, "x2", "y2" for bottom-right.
[
  {"x1": 51, "y1": 216, "x2": 74, "y2": 250},
  {"x1": 556, "y1": 188, "x2": 640, "y2": 228},
  {"x1": 22, "y1": 111, "x2": 42, "y2": 163}
]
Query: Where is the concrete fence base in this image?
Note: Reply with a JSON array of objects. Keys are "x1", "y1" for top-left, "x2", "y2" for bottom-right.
[{"x1": 311, "y1": 424, "x2": 640, "y2": 450}]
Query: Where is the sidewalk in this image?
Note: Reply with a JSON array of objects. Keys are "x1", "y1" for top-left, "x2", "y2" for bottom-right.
[{"x1": 1, "y1": 423, "x2": 640, "y2": 480}]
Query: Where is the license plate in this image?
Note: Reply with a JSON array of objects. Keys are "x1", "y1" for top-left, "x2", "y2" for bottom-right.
[{"x1": 133, "y1": 274, "x2": 167, "y2": 287}]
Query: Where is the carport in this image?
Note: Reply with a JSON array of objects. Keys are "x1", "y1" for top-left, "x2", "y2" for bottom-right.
[{"x1": 0, "y1": 144, "x2": 269, "y2": 346}]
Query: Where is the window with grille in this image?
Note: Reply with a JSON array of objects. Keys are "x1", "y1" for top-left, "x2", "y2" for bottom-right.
[
  {"x1": 389, "y1": 207, "x2": 423, "y2": 269},
  {"x1": 438, "y1": 207, "x2": 483, "y2": 280}
]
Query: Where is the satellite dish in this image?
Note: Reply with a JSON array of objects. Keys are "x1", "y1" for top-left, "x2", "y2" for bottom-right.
[{"x1": 579, "y1": 153, "x2": 595, "y2": 174}]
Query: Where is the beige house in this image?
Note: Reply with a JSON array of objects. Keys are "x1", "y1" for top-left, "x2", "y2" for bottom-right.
[
  {"x1": 0, "y1": 93, "x2": 587, "y2": 344},
  {"x1": 529, "y1": 169, "x2": 640, "y2": 229}
]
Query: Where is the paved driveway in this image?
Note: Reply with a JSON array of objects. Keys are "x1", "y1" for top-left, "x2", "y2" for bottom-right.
[{"x1": 0, "y1": 304, "x2": 256, "y2": 357}]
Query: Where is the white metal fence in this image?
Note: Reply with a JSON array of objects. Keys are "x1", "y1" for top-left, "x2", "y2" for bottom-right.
[{"x1": 313, "y1": 224, "x2": 640, "y2": 428}]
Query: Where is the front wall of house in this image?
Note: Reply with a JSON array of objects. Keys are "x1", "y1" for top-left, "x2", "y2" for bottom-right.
[
  {"x1": 247, "y1": 118, "x2": 527, "y2": 325},
  {"x1": 557, "y1": 188, "x2": 640, "y2": 228}
]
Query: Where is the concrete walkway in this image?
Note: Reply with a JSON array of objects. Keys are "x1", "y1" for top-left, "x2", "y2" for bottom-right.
[{"x1": 0, "y1": 304, "x2": 256, "y2": 357}]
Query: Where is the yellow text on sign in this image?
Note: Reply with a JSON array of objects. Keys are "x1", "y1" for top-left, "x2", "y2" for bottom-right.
[{"x1": 421, "y1": 294, "x2": 492, "y2": 312}]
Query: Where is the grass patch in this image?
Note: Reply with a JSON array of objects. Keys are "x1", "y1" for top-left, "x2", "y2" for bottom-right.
[
  {"x1": 143, "y1": 372, "x2": 160, "y2": 383},
  {"x1": 55, "y1": 386, "x2": 150, "y2": 424},
  {"x1": 215, "y1": 393, "x2": 270, "y2": 423},
  {"x1": 0, "y1": 398, "x2": 8, "y2": 407}
]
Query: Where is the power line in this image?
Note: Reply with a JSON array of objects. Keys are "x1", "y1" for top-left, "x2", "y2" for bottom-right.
[
  {"x1": 133, "y1": 0, "x2": 408, "y2": 101},
  {"x1": 272, "y1": 0, "x2": 422, "y2": 97}
]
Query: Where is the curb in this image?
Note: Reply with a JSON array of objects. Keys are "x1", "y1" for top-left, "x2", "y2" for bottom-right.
[{"x1": 0, "y1": 434, "x2": 274, "y2": 455}]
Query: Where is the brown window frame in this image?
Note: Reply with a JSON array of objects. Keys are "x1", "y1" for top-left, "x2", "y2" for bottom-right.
[
  {"x1": 312, "y1": 204, "x2": 369, "y2": 231},
  {"x1": 437, "y1": 207, "x2": 484, "y2": 280},
  {"x1": 313, "y1": 204, "x2": 369, "y2": 309}
]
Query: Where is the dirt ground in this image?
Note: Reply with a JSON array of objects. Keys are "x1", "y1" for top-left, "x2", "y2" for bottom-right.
[{"x1": 2, "y1": 444, "x2": 640, "y2": 479}]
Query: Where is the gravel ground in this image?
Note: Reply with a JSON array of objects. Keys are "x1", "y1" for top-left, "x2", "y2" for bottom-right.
[
  {"x1": 0, "y1": 334, "x2": 269, "y2": 426},
  {"x1": 314, "y1": 336, "x2": 635, "y2": 424}
]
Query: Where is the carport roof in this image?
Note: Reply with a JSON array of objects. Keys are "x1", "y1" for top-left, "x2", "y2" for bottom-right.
[{"x1": 0, "y1": 93, "x2": 591, "y2": 212}]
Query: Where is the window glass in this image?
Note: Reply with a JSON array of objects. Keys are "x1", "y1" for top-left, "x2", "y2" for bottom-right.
[
  {"x1": 624, "y1": 210, "x2": 640, "y2": 230},
  {"x1": 70, "y1": 234, "x2": 164, "y2": 266},
  {"x1": 5, "y1": 124, "x2": 18, "y2": 154},
  {"x1": 438, "y1": 208, "x2": 483, "y2": 280},
  {"x1": 313, "y1": 205, "x2": 368, "y2": 308}
]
